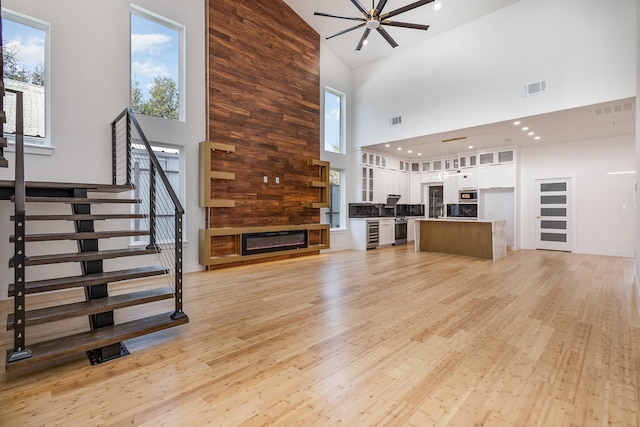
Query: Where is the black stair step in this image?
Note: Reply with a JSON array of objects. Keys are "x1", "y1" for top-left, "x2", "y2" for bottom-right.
[
  {"x1": 8, "y1": 265, "x2": 168, "y2": 296},
  {"x1": 5, "y1": 311, "x2": 189, "y2": 372},
  {"x1": 8, "y1": 247, "x2": 159, "y2": 267},
  {"x1": 11, "y1": 213, "x2": 148, "y2": 221},
  {"x1": 10, "y1": 229, "x2": 150, "y2": 242},
  {"x1": 7, "y1": 287, "x2": 175, "y2": 329},
  {"x1": 14, "y1": 196, "x2": 141, "y2": 204}
]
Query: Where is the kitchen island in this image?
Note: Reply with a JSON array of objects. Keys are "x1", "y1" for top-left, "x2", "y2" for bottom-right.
[{"x1": 414, "y1": 219, "x2": 507, "y2": 260}]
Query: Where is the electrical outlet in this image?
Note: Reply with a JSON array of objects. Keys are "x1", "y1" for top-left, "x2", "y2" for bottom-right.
[
  {"x1": 276, "y1": 177, "x2": 280, "y2": 184},
  {"x1": 263, "y1": 176, "x2": 268, "y2": 183}
]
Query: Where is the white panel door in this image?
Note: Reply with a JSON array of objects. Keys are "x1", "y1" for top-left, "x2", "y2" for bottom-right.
[{"x1": 535, "y1": 178, "x2": 571, "y2": 251}]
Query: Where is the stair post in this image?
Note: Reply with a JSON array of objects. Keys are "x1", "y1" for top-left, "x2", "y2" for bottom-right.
[
  {"x1": 147, "y1": 162, "x2": 157, "y2": 250},
  {"x1": 8, "y1": 90, "x2": 31, "y2": 362}
]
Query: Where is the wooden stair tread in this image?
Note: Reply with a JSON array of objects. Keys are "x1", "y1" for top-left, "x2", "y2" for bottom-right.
[
  {"x1": 5, "y1": 312, "x2": 189, "y2": 372},
  {"x1": 8, "y1": 265, "x2": 168, "y2": 296},
  {"x1": 11, "y1": 229, "x2": 150, "y2": 242},
  {"x1": 7, "y1": 287, "x2": 175, "y2": 329},
  {"x1": 16, "y1": 196, "x2": 141, "y2": 204},
  {"x1": 11, "y1": 213, "x2": 148, "y2": 221},
  {"x1": 0, "y1": 180, "x2": 134, "y2": 193},
  {"x1": 9, "y1": 247, "x2": 159, "y2": 267}
]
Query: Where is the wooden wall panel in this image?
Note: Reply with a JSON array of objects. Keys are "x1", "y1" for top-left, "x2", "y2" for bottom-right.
[{"x1": 207, "y1": 0, "x2": 321, "y2": 229}]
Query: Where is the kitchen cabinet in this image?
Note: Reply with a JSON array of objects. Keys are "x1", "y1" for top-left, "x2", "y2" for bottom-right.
[
  {"x1": 409, "y1": 173, "x2": 422, "y2": 204},
  {"x1": 362, "y1": 167, "x2": 374, "y2": 202},
  {"x1": 477, "y1": 163, "x2": 515, "y2": 189},
  {"x1": 379, "y1": 219, "x2": 395, "y2": 246},
  {"x1": 407, "y1": 218, "x2": 416, "y2": 242},
  {"x1": 443, "y1": 175, "x2": 459, "y2": 205},
  {"x1": 458, "y1": 171, "x2": 477, "y2": 189}
]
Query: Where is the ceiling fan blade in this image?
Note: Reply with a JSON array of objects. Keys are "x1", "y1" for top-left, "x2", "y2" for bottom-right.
[
  {"x1": 376, "y1": 26, "x2": 399, "y2": 48},
  {"x1": 314, "y1": 12, "x2": 366, "y2": 22},
  {"x1": 381, "y1": 0, "x2": 434, "y2": 20},
  {"x1": 326, "y1": 23, "x2": 366, "y2": 40},
  {"x1": 351, "y1": 0, "x2": 370, "y2": 17},
  {"x1": 382, "y1": 20, "x2": 430, "y2": 31},
  {"x1": 355, "y1": 28, "x2": 372, "y2": 51},
  {"x1": 375, "y1": 0, "x2": 389, "y2": 15}
]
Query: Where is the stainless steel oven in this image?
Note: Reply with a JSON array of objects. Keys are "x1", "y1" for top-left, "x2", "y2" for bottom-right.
[
  {"x1": 394, "y1": 218, "x2": 408, "y2": 245},
  {"x1": 459, "y1": 189, "x2": 478, "y2": 203}
]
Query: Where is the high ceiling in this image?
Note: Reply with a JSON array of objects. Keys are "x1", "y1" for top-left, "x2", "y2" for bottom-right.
[
  {"x1": 283, "y1": 0, "x2": 636, "y2": 160},
  {"x1": 283, "y1": 0, "x2": 521, "y2": 69}
]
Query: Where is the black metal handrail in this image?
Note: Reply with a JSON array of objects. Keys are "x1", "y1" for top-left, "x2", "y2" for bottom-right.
[
  {"x1": 6, "y1": 88, "x2": 32, "y2": 362},
  {"x1": 110, "y1": 109, "x2": 186, "y2": 320}
]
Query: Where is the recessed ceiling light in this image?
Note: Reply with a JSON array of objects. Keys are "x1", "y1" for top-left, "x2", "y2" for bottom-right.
[
  {"x1": 468, "y1": 145, "x2": 474, "y2": 149},
  {"x1": 418, "y1": 153, "x2": 422, "y2": 156},
  {"x1": 434, "y1": 2, "x2": 442, "y2": 10},
  {"x1": 408, "y1": 150, "x2": 413, "y2": 153},
  {"x1": 522, "y1": 127, "x2": 529, "y2": 131},
  {"x1": 385, "y1": 144, "x2": 390, "y2": 147},
  {"x1": 514, "y1": 121, "x2": 521, "y2": 125},
  {"x1": 534, "y1": 136, "x2": 541, "y2": 140},
  {"x1": 397, "y1": 147, "x2": 402, "y2": 150},
  {"x1": 363, "y1": 40, "x2": 368, "y2": 46},
  {"x1": 528, "y1": 132, "x2": 534, "y2": 136}
]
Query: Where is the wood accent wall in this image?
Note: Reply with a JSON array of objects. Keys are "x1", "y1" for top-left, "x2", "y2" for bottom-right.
[{"x1": 207, "y1": 0, "x2": 321, "y2": 229}]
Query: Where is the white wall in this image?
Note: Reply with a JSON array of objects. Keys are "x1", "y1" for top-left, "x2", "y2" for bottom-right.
[
  {"x1": 520, "y1": 135, "x2": 635, "y2": 257},
  {"x1": 352, "y1": 0, "x2": 636, "y2": 148},
  {"x1": 636, "y1": 0, "x2": 640, "y2": 308},
  {"x1": 319, "y1": 43, "x2": 354, "y2": 252},
  {"x1": 0, "y1": 0, "x2": 206, "y2": 299}
]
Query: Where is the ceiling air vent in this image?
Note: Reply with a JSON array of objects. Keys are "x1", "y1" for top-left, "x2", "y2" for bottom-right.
[
  {"x1": 523, "y1": 80, "x2": 547, "y2": 97},
  {"x1": 390, "y1": 115, "x2": 403, "y2": 126},
  {"x1": 592, "y1": 101, "x2": 635, "y2": 116}
]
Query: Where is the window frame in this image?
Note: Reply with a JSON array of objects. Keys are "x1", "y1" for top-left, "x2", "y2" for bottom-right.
[
  {"x1": 323, "y1": 87, "x2": 346, "y2": 155},
  {"x1": 324, "y1": 168, "x2": 346, "y2": 231},
  {"x1": 130, "y1": 5, "x2": 186, "y2": 122},
  {"x1": 1, "y1": 8, "x2": 51, "y2": 150},
  {"x1": 129, "y1": 141, "x2": 186, "y2": 246}
]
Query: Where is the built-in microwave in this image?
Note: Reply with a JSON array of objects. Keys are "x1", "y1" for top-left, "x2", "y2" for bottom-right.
[{"x1": 459, "y1": 189, "x2": 478, "y2": 203}]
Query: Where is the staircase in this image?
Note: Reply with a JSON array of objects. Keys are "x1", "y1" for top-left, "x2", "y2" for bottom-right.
[{"x1": 2, "y1": 109, "x2": 188, "y2": 373}]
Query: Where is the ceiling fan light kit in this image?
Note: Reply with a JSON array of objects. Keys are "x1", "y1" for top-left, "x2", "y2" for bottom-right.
[{"x1": 315, "y1": 0, "x2": 434, "y2": 51}]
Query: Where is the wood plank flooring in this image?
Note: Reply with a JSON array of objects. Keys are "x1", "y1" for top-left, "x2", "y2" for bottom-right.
[{"x1": 0, "y1": 246, "x2": 638, "y2": 426}]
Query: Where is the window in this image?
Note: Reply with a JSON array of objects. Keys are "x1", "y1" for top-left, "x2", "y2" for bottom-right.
[
  {"x1": 1, "y1": 10, "x2": 49, "y2": 145},
  {"x1": 131, "y1": 142, "x2": 184, "y2": 245},
  {"x1": 130, "y1": 6, "x2": 184, "y2": 121},
  {"x1": 324, "y1": 88, "x2": 345, "y2": 154},
  {"x1": 325, "y1": 168, "x2": 344, "y2": 229}
]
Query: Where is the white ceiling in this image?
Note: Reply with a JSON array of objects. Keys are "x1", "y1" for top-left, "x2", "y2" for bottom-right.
[
  {"x1": 282, "y1": 0, "x2": 636, "y2": 160},
  {"x1": 365, "y1": 98, "x2": 636, "y2": 159},
  {"x1": 283, "y1": 0, "x2": 522, "y2": 70}
]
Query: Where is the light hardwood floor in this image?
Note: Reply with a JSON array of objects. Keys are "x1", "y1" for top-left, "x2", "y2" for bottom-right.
[{"x1": 0, "y1": 246, "x2": 638, "y2": 426}]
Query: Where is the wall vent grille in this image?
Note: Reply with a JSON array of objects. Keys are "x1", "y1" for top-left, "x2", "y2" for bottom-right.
[
  {"x1": 592, "y1": 101, "x2": 635, "y2": 116},
  {"x1": 523, "y1": 80, "x2": 547, "y2": 97},
  {"x1": 390, "y1": 115, "x2": 403, "y2": 126}
]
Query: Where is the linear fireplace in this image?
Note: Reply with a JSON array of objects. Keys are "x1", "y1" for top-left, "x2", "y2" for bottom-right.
[{"x1": 242, "y1": 229, "x2": 308, "y2": 256}]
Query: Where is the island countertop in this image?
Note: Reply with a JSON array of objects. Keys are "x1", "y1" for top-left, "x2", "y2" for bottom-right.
[{"x1": 414, "y1": 218, "x2": 507, "y2": 260}]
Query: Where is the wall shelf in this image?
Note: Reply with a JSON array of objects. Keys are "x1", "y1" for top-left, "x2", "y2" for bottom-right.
[
  {"x1": 199, "y1": 223, "x2": 330, "y2": 266},
  {"x1": 307, "y1": 159, "x2": 330, "y2": 208},
  {"x1": 199, "y1": 140, "x2": 236, "y2": 208}
]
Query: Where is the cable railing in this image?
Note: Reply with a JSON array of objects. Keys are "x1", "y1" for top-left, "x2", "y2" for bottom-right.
[{"x1": 111, "y1": 108, "x2": 186, "y2": 320}]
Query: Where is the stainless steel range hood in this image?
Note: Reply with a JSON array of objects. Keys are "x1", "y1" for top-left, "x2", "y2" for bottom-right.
[{"x1": 385, "y1": 194, "x2": 401, "y2": 208}]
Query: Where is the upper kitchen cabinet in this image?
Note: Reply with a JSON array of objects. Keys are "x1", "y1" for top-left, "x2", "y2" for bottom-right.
[{"x1": 477, "y1": 163, "x2": 515, "y2": 189}]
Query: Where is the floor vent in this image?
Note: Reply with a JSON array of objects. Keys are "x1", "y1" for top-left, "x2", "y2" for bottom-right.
[
  {"x1": 592, "y1": 101, "x2": 635, "y2": 116},
  {"x1": 390, "y1": 115, "x2": 403, "y2": 126},
  {"x1": 523, "y1": 80, "x2": 547, "y2": 97}
]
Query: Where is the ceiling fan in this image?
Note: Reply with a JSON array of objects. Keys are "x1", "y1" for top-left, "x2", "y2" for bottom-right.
[{"x1": 314, "y1": 0, "x2": 434, "y2": 51}]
